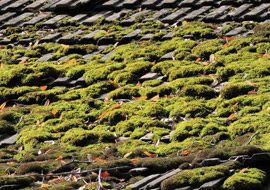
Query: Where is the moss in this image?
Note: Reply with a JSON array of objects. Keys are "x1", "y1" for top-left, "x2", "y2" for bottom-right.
[
  {"x1": 168, "y1": 64, "x2": 204, "y2": 81},
  {"x1": 116, "y1": 140, "x2": 155, "y2": 156},
  {"x1": 136, "y1": 155, "x2": 195, "y2": 173},
  {"x1": 106, "y1": 86, "x2": 140, "y2": 100},
  {"x1": 80, "y1": 81, "x2": 115, "y2": 99},
  {"x1": 130, "y1": 128, "x2": 147, "y2": 139},
  {"x1": 169, "y1": 77, "x2": 213, "y2": 90},
  {"x1": 173, "y1": 22, "x2": 217, "y2": 38},
  {"x1": 220, "y1": 82, "x2": 256, "y2": 99},
  {"x1": 139, "y1": 85, "x2": 173, "y2": 99},
  {"x1": 222, "y1": 168, "x2": 266, "y2": 190},
  {"x1": 192, "y1": 39, "x2": 225, "y2": 60},
  {"x1": 50, "y1": 181, "x2": 84, "y2": 190},
  {"x1": 161, "y1": 161, "x2": 240, "y2": 190},
  {"x1": 0, "y1": 149, "x2": 17, "y2": 159},
  {"x1": 16, "y1": 161, "x2": 58, "y2": 175},
  {"x1": 142, "y1": 103, "x2": 168, "y2": 118},
  {"x1": 142, "y1": 79, "x2": 163, "y2": 87},
  {"x1": 180, "y1": 84, "x2": 216, "y2": 99},
  {"x1": 99, "y1": 110, "x2": 126, "y2": 125},
  {"x1": 88, "y1": 159, "x2": 133, "y2": 169},
  {"x1": 0, "y1": 176, "x2": 37, "y2": 187}
]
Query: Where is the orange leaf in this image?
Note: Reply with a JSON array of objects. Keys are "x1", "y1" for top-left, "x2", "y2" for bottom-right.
[
  {"x1": 55, "y1": 156, "x2": 63, "y2": 160},
  {"x1": 133, "y1": 96, "x2": 148, "y2": 100},
  {"x1": 224, "y1": 36, "x2": 235, "y2": 42},
  {"x1": 248, "y1": 91, "x2": 257, "y2": 95},
  {"x1": 52, "y1": 109, "x2": 58, "y2": 115},
  {"x1": 122, "y1": 112, "x2": 127, "y2": 117},
  {"x1": 131, "y1": 158, "x2": 141, "y2": 164},
  {"x1": 144, "y1": 151, "x2": 158, "y2": 158},
  {"x1": 92, "y1": 157, "x2": 107, "y2": 162},
  {"x1": 7, "y1": 162, "x2": 16, "y2": 165},
  {"x1": 0, "y1": 102, "x2": 7, "y2": 111},
  {"x1": 123, "y1": 152, "x2": 132, "y2": 159},
  {"x1": 226, "y1": 113, "x2": 234, "y2": 120},
  {"x1": 41, "y1": 184, "x2": 52, "y2": 188},
  {"x1": 0, "y1": 63, "x2": 3, "y2": 68},
  {"x1": 239, "y1": 168, "x2": 247, "y2": 173},
  {"x1": 152, "y1": 61, "x2": 156, "y2": 65},
  {"x1": 202, "y1": 62, "x2": 210, "y2": 66},
  {"x1": 18, "y1": 57, "x2": 27, "y2": 65},
  {"x1": 64, "y1": 58, "x2": 76, "y2": 65},
  {"x1": 72, "y1": 175, "x2": 78, "y2": 182},
  {"x1": 210, "y1": 24, "x2": 217, "y2": 29},
  {"x1": 196, "y1": 58, "x2": 201, "y2": 62},
  {"x1": 40, "y1": 85, "x2": 47, "y2": 91},
  {"x1": 223, "y1": 44, "x2": 228, "y2": 48},
  {"x1": 48, "y1": 173, "x2": 54, "y2": 175},
  {"x1": 182, "y1": 20, "x2": 189, "y2": 25},
  {"x1": 44, "y1": 99, "x2": 50, "y2": 106},
  {"x1": 98, "y1": 110, "x2": 111, "y2": 120},
  {"x1": 150, "y1": 95, "x2": 160, "y2": 102},
  {"x1": 110, "y1": 80, "x2": 120, "y2": 88},
  {"x1": 49, "y1": 178, "x2": 60, "y2": 182},
  {"x1": 36, "y1": 120, "x2": 40, "y2": 127},
  {"x1": 18, "y1": 146, "x2": 23, "y2": 152},
  {"x1": 100, "y1": 171, "x2": 110, "y2": 178},
  {"x1": 114, "y1": 104, "x2": 121, "y2": 109},
  {"x1": 182, "y1": 150, "x2": 192, "y2": 156},
  {"x1": 136, "y1": 82, "x2": 142, "y2": 87},
  {"x1": 232, "y1": 102, "x2": 238, "y2": 108}
]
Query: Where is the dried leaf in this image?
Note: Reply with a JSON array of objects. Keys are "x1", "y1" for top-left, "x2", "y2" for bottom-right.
[
  {"x1": 98, "y1": 110, "x2": 111, "y2": 120},
  {"x1": 226, "y1": 113, "x2": 234, "y2": 120},
  {"x1": 55, "y1": 156, "x2": 63, "y2": 160},
  {"x1": 136, "y1": 82, "x2": 142, "y2": 87},
  {"x1": 109, "y1": 80, "x2": 120, "y2": 88},
  {"x1": 36, "y1": 120, "x2": 40, "y2": 127},
  {"x1": 182, "y1": 150, "x2": 192, "y2": 156},
  {"x1": 45, "y1": 149, "x2": 54, "y2": 154},
  {"x1": 133, "y1": 96, "x2": 148, "y2": 100},
  {"x1": 72, "y1": 175, "x2": 78, "y2": 182},
  {"x1": 210, "y1": 24, "x2": 217, "y2": 29},
  {"x1": 144, "y1": 151, "x2": 158, "y2": 158},
  {"x1": 131, "y1": 158, "x2": 141, "y2": 164},
  {"x1": 49, "y1": 178, "x2": 60, "y2": 183},
  {"x1": 202, "y1": 62, "x2": 210, "y2": 66},
  {"x1": 223, "y1": 44, "x2": 228, "y2": 48},
  {"x1": 44, "y1": 99, "x2": 50, "y2": 106},
  {"x1": 182, "y1": 20, "x2": 189, "y2": 25},
  {"x1": 64, "y1": 58, "x2": 76, "y2": 65},
  {"x1": 0, "y1": 63, "x2": 3, "y2": 68},
  {"x1": 248, "y1": 91, "x2": 258, "y2": 95},
  {"x1": 232, "y1": 102, "x2": 238, "y2": 108},
  {"x1": 100, "y1": 171, "x2": 110, "y2": 178},
  {"x1": 18, "y1": 57, "x2": 27, "y2": 65},
  {"x1": 0, "y1": 102, "x2": 7, "y2": 111},
  {"x1": 114, "y1": 104, "x2": 121, "y2": 109},
  {"x1": 52, "y1": 109, "x2": 58, "y2": 115},
  {"x1": 239, "y1": 168, "x2": 247, "y2": 173},
  {"x1": 92, "y1": 157, "x2": 107, "y2": 162},
  {"x1": 123, "y1": 152, "x2": 132, "y2": 159},
  {"x1": 7, "y1": 162, "x2": 16, "y2": 165},
  {"x1": 41, "y1": 184, "x2": 52, "y2": 188},
  {"x1": 246, "y1": 80, "x2": 259, "y2": 87},
  {"x1": 152, "y1": 61, "x2": 156, "y2": 65},
  {"x1": 40, "y1": 85, "x2": 48, "y2": 91},
  {"x1": 150, "y1": 95, "x2": 160, "y2": 102},
  {"x1": 209, "y1": 54, "x2": 215, "y2": 63},
  {"x1": 195, "y1": 58, "x2": 201, "y2": 62},
  {"x1": 18, "y1": 146, "x2": 23, "y2": 152},
  {"x1": 61, "y1": 44, "x2": 69, "y2": 48}
]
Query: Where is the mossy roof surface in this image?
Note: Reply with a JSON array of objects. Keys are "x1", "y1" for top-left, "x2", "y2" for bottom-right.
[{"x1": 1, "y1": 0, "x2": 270, "y2": 189}]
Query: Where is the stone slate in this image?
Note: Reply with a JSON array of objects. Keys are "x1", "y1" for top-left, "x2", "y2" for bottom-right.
[
  {"x1": 40, "y1": 32, "x2": 62, "y2": 43},
  {"x1": 130, "y1": 174, "x2": 162, "y2": 190},
  {"x1": 81, "y1": 10, "x2": 113, "y2": 25},
  {"x1": 144, "y1": 8, "x2": 170, "y2": 22},
  {"x1": 141, "y1": 0, "x2": 163, "y2": 8},
  {"x1": 105, "y1": 10, "x2": 130, "y2": 22},
  {"x1": 50, "y1": 0, "x2": 75, "y2": 9},
  {"x1": 121, "y1": 10, "x2": 151, "y2": 26},
  {"x1": 203, "y1": 5, "x2": 231, "y2": 21},
  {"x1": 139, "y1": 72, "x2": 159, "y2": 81},
  {"x1": 156, "y1": 0, "x2": 178, "y2": 8},
  {"x1": 2, "y1": 12, "x2": 33, "y2": 28},
  {"x1": 225, "y1": 27, "x2": 244, "y2": 37},
  {"x1": 0, "y1": 0, "x2": 16, "y2": 9},
  {"x1": 145, "y1": 169, "x2": 182, "y2": 189},
  {"x1": 23, "y1": 0, "x2": 46, "y2": 10},
  {"x1": 175, "y1": 187, "x2": 193, "y2": 190},
  {"x1": 159, "y1": 51, "x2": 174, "y2": 61},
  {"x1": 101, "y1": 50, "x2": 115, "y2": 60},
  {"x1": 81, "y1": 30, "x2": 104, "y2": 44},
  {"x1": 82, "y1": 51, "x2": 101, "y2": 59},
  {"x1": 251, "y1": 152, "x2": 270, "y2": 162},
  {"x1": 0, "y1": 12, "x2": 16, "y2": 23},
  {"x1": 42, "y1": 14, "x2": 68, "y2": 27},
  {"x1": 140, "y1": 133, "x2": 153, "y2": 142},
  {"x1": 161, "y1": 8, "x2": 192, "y2": 24},
  {"x1": 102, "y1": 0, "x2": 122, "y2": 9},
  {"x1": 201, "y1": 158, "x2": 222, "y2": 166},
  {"x1": 97, "y1": 36, "x2": 115, "y2": 45},
  {"x1": 2, "y1": 0, "x2": 28, "y2": 11},
  {"x1": 0, "y1": 133, "x2": 18, "y2": 147},
  {"x1": 140, "y1": 33, "x2": 154, "y2": 41},
  {"x1": 184, "y1": 6, "x2": 212, "y2": 21},
  {"x1": 36, "y1": 53, "x2": 54, "y2": 62},
  {"x1": 49, "y1": 77, "x2": 72, "y2": 87},
  {"x1": 243, "y1": 3, "x2": 270, "y2": 20},
  {"x1": 22, "y1": 13, "x2": 50, "y2": 26},
  {"x1": 228, "y1": 4, "x2": 253, "y2": 20},
  {"x1": 162, "y1": 31, "x2": 175, "y2": 40},
  {"x1": 68, "y1": 14, "x2": 88, "y2": 23},
  {"x1": 122, "y1": 0, "x2": 141, "y2": 8},
  {"x1": 199, "y1": 178, "x2": 225, "y2": 190},
  {"x1": 120, "y1": 29, "x2": 142, "y2": 44},
  {"x1": 57, "y1": 30, "x2": 83, "y2": 44}
]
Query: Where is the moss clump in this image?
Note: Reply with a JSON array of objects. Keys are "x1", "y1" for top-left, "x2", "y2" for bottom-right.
[
  {"x1": 169, "y1": 77, "x2": 213, "y2": 90},
  {"x1": 142, "y1": 103, "x2": 168, "y2": 118},
  {"x1": 142, "y1": 79, "x2": 163, "y2": 87},
  {"x1": 168, "y1": 64, "x2": 204, "y2": 81},
  {"x1": 80, "y1": 81, "x2": 115, "y2": 99},
  {"x1": 62, "y1": 128, "x2": 115, "y2": 146},
  {"x1": 139, "y1": 85, "x2": 173, "y2": 99},
  {"x1": 222, "y1": 168, "x2": 266, "y2": 190},
  {"x1": 161, "y1": 161, "x2": 240, "y2": 190},
  {"x1": 220, "y1": 82, "x2": 256, "y2": 99},
  {"x1": 16, "y1": 161, "x2": 58, "y2": 175},
  {"x1": 180, "y1": 84, "x2": 216, "y2": 99},
  {"x1": 106, "y1": 86, "x2": 140, "y2": 100},
  {"x1": 0, "y1": 176, "x2": 37, "y2": 188}
]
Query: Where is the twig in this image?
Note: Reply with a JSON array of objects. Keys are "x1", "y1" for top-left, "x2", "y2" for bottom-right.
[
  {"x1": 98, "y1": 168, "x2": 102, "y2": 190},
  {"x1": 244, "y1": 132, "x2": 259, "y2": 146}
]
